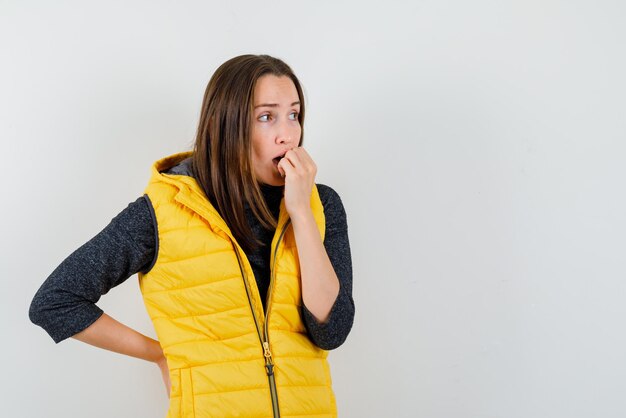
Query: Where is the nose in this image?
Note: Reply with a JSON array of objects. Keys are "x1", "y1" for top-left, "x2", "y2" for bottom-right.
[
  {"x1": 277, "y1": 135, "x2": 294, "y2": 145},
  {"x1": 275, "y1": 119, "x2": 300, "y2": 146}
]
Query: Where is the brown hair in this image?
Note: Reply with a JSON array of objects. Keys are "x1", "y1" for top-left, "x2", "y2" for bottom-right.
[{"x1": 191, "y1": 54, "x2": 305, "y2": 253}]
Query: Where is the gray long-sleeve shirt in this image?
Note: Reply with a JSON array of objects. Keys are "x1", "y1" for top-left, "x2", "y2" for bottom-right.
[{"x1": 29, "y1": 159, "x2": 355, "y2": 350}]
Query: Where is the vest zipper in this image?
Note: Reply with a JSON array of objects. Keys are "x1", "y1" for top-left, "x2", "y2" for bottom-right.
[
  {"x1": 233, "y1": 218, "x2": 291, "y2": 418},
  {"x1": 264, "y1": 341, "x2": 280, "y2": 418},
  {"x1": 263, "y1": 219, "x2": 291, "y2": 418}
]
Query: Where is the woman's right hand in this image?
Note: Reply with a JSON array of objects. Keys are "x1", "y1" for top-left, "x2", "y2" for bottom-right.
[
  {"x1": 70, "y1": 313, "x2": 172, "y2": 397},
  {"x1": 156, "y1": 354, "x2": 171, "y2": 398}
]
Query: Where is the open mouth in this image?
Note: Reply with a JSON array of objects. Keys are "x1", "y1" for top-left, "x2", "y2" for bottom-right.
[{"x1": 272, "y1": 153, "x2": 287, "y2": 165}]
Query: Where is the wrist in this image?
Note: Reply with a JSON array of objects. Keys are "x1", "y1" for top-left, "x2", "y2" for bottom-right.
[
  {"x1": 156, "y1": 355, "x2": 168, "y2": 368},
  {"x1": 145, "y1": 338, "x2": 165, "y2": 364},
  {"x1": 289, "y1": 207, "x2": 315, "y2": 226}
]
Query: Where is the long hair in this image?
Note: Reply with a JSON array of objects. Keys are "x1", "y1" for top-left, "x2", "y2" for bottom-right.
[{"x1": 191, "y1": 54, "x2": 306, "y2": 253}]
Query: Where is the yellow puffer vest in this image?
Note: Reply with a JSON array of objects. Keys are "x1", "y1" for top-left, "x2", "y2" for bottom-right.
[{"x1": 138, "y1": 152, "x2": 337, "y2": 418}]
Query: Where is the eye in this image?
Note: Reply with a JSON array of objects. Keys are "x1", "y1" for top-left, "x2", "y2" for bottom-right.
[
  {"x1": 288, "y1": 111, "x2": 299, "y2": 120},
  {"x1": 258, "y1": 114, "x2": 271, "y2": 122}
]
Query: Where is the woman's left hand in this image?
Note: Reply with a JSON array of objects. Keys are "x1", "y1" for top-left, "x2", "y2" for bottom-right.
[{"x1": 277, "y1": 146, "x2": 317, "y2": 218}]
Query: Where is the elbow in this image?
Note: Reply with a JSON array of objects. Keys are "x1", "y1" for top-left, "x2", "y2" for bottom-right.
[
  {"x1": 311, "y1": 304, "x2": 355, "y2": 351},
  {"x1": 28, "y1": 292, "x2": 46, "y2": 327},
  {"x1": 330, "y1": 315, "x2": 356, "y2": 350},
  {"x1": 29, "y1": 283, "x2": 55, "y2": 330},
  {"x1": 315, "y1": 334, "x2": 348, "y2": 351}
]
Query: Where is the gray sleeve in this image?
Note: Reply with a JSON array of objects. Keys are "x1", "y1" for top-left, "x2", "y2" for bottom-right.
[
  {"x1": 28, "y1": 196, "x2": 157, "y2": 344},
  {"x1": 301, "y1": 184, "x2": 355, "y2": 350}
]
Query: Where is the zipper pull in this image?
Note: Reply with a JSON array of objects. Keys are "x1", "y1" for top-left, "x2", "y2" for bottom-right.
[
  {"x1": 263, "y1": 342, "x2": 275, "y2": 376},
  {"x1": 263, "y1": 342, "x2": 273, "y2": 362}
]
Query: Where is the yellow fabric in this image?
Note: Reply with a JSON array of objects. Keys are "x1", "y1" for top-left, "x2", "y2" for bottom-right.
[{"x1": 138, "y1": 151, "x2": 337, "y2": 418}]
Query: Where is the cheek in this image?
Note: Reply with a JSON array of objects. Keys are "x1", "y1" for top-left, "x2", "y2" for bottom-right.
[
  {"x1": 252, "y1": 131, "x2": 274, "y2": 157},
  {"x1": 251, "y1": 141, "x2": 269, "y2": 165},
  {"x1": 293, "y1": 124, "x2": 302, "y2": 137},
  {"x1": 250, "y1": 131, "x2": 264, "y2": 157}
]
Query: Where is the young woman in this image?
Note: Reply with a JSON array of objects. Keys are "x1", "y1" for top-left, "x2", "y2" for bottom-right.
[{"x1": 29, "y1": 54, "x2": 355, "y2": 418}]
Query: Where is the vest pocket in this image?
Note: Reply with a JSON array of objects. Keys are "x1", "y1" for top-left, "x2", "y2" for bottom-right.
[{"x1": 180, "y1": 367, "x2": 195, "y2": 418}]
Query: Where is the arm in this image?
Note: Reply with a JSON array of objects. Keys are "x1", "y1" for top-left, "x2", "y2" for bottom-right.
[
  {"x1": 299, "y1": 185, "x2": 355, "y2": 350},
  {"x1": 28, "y1": 196, "x2": 169, "y2": 389},
  {"x1": 73, "y1": 311, "x2": 162, "y2": 359},
  {"x1": 29, "y1": 196, "x2": 154, "y2": 342},
  {"x1": 291, "y1": 210, "x2": 340, "y2": 322},
  {"x1": 277, "y1": 147, "x2": 355, "y2": 350},
  {"x1": 279, "y1": 149, "x2": 341, "y2": 322}
]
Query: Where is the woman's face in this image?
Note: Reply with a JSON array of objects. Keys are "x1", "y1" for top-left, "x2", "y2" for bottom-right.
[{"x1": 250, "y1": 74, "x2": 301, "y2": 186}]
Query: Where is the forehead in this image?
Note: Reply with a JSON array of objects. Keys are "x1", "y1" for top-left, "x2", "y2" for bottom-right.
[{"x1": 253, "y1": 75, "x2": 299, "y2": 104}]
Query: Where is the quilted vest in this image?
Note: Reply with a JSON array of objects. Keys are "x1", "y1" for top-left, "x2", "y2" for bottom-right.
[{"x1": 138, "y1": 151, "x2": 337, "y2": 418}]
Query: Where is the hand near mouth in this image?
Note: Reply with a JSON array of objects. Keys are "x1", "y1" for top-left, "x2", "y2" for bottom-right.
[{"x1": 276, "y1": 146, "x2": 317, "y2": 218}]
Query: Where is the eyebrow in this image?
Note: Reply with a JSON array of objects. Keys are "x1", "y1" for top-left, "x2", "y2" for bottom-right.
[{"x1": 254, "y1": 101, "x2": 300, "y2": 109}]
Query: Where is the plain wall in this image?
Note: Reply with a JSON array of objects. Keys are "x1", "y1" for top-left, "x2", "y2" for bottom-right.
[{"x1": 2, "y1": 1, "x2": 625, "y2": 417}]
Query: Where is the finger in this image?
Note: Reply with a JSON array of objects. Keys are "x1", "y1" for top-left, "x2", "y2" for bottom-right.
[
  {"x1": 293, "y1": 146, "x2": 313, "y2": 163},
  {"x1": 282, "y1": 148, "x2": 303, "y2": 169},
  {"x1": 291, "y1": 147, "x2": 316, "y2": 175},
  {"x1": 277, "y1": 155, "x2": 296, "y2": 178},
  {"x1": 284, "y1": 147, "x2": 315, "y2": 174}
]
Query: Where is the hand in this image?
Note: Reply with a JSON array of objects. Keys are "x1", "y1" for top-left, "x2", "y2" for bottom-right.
[
  {"x1": 155, "y1": 355, "x2": 171, "y2": 398},
  {"x1": 276, "y1": 147, "x2": 317, "y2": 218}
]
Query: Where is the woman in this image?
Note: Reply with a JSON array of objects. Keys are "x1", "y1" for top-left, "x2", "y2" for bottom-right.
[{"x1": 29, "y1": 54, "x2": 354, "y2": 418}]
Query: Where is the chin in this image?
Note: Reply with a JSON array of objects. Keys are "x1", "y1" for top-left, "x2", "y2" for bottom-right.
[
  {"x1": 256, "y1": 172, "x2": 285, "y2": 187},
  {"x1": 264, "y1": 178, "x2": 285, "y2": 187}
]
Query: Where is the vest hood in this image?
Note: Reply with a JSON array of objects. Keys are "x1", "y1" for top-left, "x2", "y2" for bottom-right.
[{"x1": 147, "y1": 151, "x2": 239, "y2": 237}]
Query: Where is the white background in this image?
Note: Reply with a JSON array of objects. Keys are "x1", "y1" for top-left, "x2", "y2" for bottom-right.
[{"x1": 2, "y1": 1, "x2": 625, "y2": 417}]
